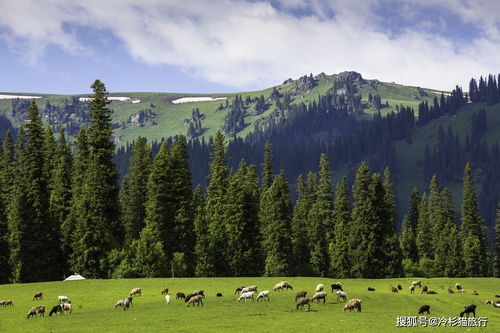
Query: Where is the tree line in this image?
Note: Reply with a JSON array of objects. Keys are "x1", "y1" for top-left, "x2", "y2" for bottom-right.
[{"x1": 0, "y1": 80, "x2": 499, "y2": 283}]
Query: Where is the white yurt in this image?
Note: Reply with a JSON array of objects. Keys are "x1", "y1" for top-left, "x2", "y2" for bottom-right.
[{"x1": 63, "y1": 273, "x2": 85, "y2": 281}]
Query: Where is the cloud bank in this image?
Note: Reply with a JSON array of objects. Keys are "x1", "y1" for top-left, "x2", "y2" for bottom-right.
[{"x1": 1, "y1": 0, "x2": 500, "y2": 91}]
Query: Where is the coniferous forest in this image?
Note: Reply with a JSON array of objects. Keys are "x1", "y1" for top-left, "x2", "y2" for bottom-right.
[{"x1": 0, "y1": 79, "x2": 499, "y2": 284}]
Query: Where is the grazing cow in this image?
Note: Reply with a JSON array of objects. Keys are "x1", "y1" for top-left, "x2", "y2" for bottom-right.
[
  {"x1": 312, "y1": 292, "x2": 327, "y2": 303},
  {"x1": 32, "y1": 292, "x2": 43, "y2": 301},
  {"x1": 368, "y1": 287, "x2": 375, "y2": 291},
  {"x1": 331, "y1": 282, "x2": 343, "y2": 292},
  {"x1": 130, "y1": 288, "x2": 141, "y2": 296},
  {"x1": 238, "y1": 291, "x2": 255, "y2": 302},
  {"x1": 418, "y1": 305, "x2": 430, "y2": 315},
  {"x1": 165, "y1": 295, "x2": 171, "y2": 304},
  {"x1": 27, "y1": 305, "x2": 45, "y2": 318},
  {"x1": 336, "y1": 291, "x2": 347, "y2": 303},
  {"x1": 161, "y1": 288, "x2": 169, "y2": 295},
  {"x1": 485, "y1": 300, "x2": 500, "y2": 308},
  {"x1": 235, "y1": 286, "x2": 245, "y2": 294},
  {"x1": 193, "y1": 290, "x2": 205, "y2": 298},
  {"x1": 27, "y1": 307, "x2": 37, "y2": 319},
  {"x1": 409, "y1": 285, "x2": 415, "y2": 294},
  {"x1": 460, "y1": 304, "x2": 476, "y2": 318},
  {"x1": 57, "y1": 296, "x2": 71, "y2": 303},
  {"x1": 123, "y1": 296, "x2": 133, "y2": 310},
  {"x1": 391, "y1": 287, "x2": 398, "y2": 294},
  {"x1": 296, "y1": 297, "x2": 312, "y2": 310},
  {"x1": 256, "y1": 291, "x2": 270, "y2": 301},
  {"x1": 421, "y1": 286, "x2": 428, "y2": 294},
  {"x1": 3, "y1": 300, "x2": 13, "y2": 306},
  {"x1": 49, "y1": 305, "x2": 63, "y2": 316},
  {"x1": 273, "y1": 281, "x2": 286, "y2": 291},
  {"x1": 343, "y1": 299, "x2": 362, "y2": 312},
  {"x1": 176, "y1": 292, "x2": 186, "y2": 300},
  {"x1": 411, "y1": 280, "x2": 422, "y2": 288},
  {"x1": 295, "y1": 291, "x2": 307, "y2": 301},
  {"x1": 316, "y1": 284, "x2": 324, "y2": 293},
  {"x1": 216, "y1": 293, "x2": 223, "y2": 297},
  {"x1": 186, "y1": 295, "x2": 203, "y2": 307},
  {"x1": 397, "y1": 284, "x2": 402, "y2": 290}
]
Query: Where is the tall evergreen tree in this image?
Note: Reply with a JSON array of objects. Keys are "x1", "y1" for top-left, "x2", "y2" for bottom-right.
[
  {"x1": 49, "y1": 128, "x2": 73, "y2": 275},
  {"x1": 307, "y1": 154, "x2": 334, "y2": 276},
  {"x1": 205, "y1": 131, "x2": 229, "y2": 276},
  {"x1": 329, "y1": 176, "x2": 352, "y2": 278},
  {"x1": 193, "y1": 186, "x2": 212, "y2": 277},
  {"x1": 291, "y1": 175, "x2": 313, "y2": 276},
  {"x1": 382, "y1": 168, "x2": 403, "y2": 277},
  {"x1": 62, "y1": 128, "x2": 89, "y2": 270},
  {"x1": 408, "y1": 187, "x2": 420, "y2": 230},
  {"x1": 1, "y1": 131, "x2": 15, "y2": 204},
  {"x1": 416, "y1": 194, "x2": 433, "y2": 259},
  {"x1": 493, "y1": 202, "x2": 500, "y2": 277},
  {"x1": 9, "y1": 102, "x2": 61, "y2": 282},
  {"x1": 460, "y1": 163, "x2": 489, "y2": 276},
  {"x1": 400, "y1": 215, "x2": 418, "y2": 263},
  {"x1": 260, "y1": 171, "x2": 294, "y2": 276},
  {"x1": 0, "y1": 160, "x2": 9, "y2": 283},
  {"x1": 132, "y1": 217, "x2": 168, "y2": 277},
  {"x1": 225, "y1": 160, "x2": 261, "y2": 276},
  {"x1": 71, "y1": 80, "x2": 121, "y2": 277},
  {"x1": 120, "y1": 137, "x2": 152, "y2": 245},
  {"x1": 261, "y1": 141, "x2": 274, "y2": 191}
]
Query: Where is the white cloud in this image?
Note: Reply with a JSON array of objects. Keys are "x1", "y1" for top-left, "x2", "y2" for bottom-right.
[{"x1": 0, "y1": 0, "x2": 499, "y2": 90}]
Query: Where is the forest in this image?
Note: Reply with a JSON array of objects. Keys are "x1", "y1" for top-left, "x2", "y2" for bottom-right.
[{"x1": 0, "y1": 79, "x2": 499, "y2": 284}]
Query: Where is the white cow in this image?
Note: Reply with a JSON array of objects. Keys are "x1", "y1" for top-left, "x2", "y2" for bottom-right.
[{"x1": 58, "y1": 296, "x2": 71, "y2": 303}]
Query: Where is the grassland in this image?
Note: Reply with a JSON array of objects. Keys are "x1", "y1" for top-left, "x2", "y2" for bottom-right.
[{"x1": 0, "y1": 277, "x2": 498, "y2": 332}]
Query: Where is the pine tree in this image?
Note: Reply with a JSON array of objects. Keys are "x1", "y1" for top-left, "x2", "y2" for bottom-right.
[
  {"x1": 260, "y1": 171, "x2": 294, "y2": 276},
  {"x1": 132, "y1": 221, "x2": 168, "y2": 277},
  {"x1": 62, "y1": 128, "x2": 89, "y2": 269},
  {"x1": 307, "y1": 154, "x2": 334, "y2": 276},
  {"x1": 493, "y1": 202, "x2": 500, "y2": 277},
  {"x1": 329, "y1": 177, "x2": 352, "y2": 278},
  {"x1": 382, "y1": 168, "x2": 403, "y2": 277},
  {"x1": 261, "y1": 141, "x2": 274, "y2": 191},
  {"x1": 350, "y1": 162, "x2": 374, "y2": 278},
  {"x1": 291, "y1": 175, "x2": 313, "y2": 276},
  {"x1": 193, "y1": 186, "x2": 212, "y2": 277},
  {"x1": 400, "y1": 215, "x2": 418, "y2": 262},
  {"x1": 408, "y1": 187, "x2": 420, "y2": 230},
  {"x1": 49, "y1": 128, "x2": 73, "y2": 274},
  {"x1": 120, "y1": 137, "x2": 152, "y2": 245},
  {"x1": 71, "y1": 80, "x2": 121, "y2": 277},
  {"x1": 460, "y1": 163, "x2": 489, "y2": 276},
  {"x1": 205, "y1": 131, "x2": 229, "y2": 276},
  {"x1": 225, "y1": 160, "x2": 261, "y2": 276},
  {"x1": 416, "y1": 194, "x2": 433, "y2": 260},
  {"x1": 9, "y1": 102, "x2": 61, "y2": 282},
  {"x1": 0, "y1": 161, "x2": 9, "y2": 283},
  {"x1": 1, "y1": 131, "x2": 15, "y2": 204}
]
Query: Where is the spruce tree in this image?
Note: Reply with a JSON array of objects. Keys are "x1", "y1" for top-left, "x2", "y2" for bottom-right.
[
  {"x1": 62, "y1": 128, "x2": 89, "y2": 269},
  {"x1": 49, "y1": 128, "x2": 73, "y2": 274},
  {"x1": 408, "y1": 187, "x2": 420, "y2": 230},
  {"x1": 329, "y1": 176, "x2": 352, "y2": 278},
  {"x1": 262, "y1": 141, "x2": 274, "y2": 191},
  {"x1": 260, "y1": 171, "x2": 294, "y2": 276},
  {"x1": 493, "y1": 202, "x2": 500, "y2": 277},
  {"x1": 205, "y1": 131, "x2": 229, "y2": 276},
  {"x1": 120, "y1": 137, "x2": 152, "y2": 245},
  {"x1": 400, "y1": 215, "x2": 418, "y2": 262},
  {"x1": 382, "y1": 168, "x2": 403, "y2": 277},
  {"x1": 193, "y1": 186, "x2": 212, "y2": 277},
  {"x1": 0, "y1": 163, "x2": 9, "y2": 283},
  {"x1": 460, "y1": 163, "x2": 489, "y2": 276},
  {"x1": 9, "y1": 102, "x2": 61, "y2": 281},
  {"x1": 225, "y1": 160, "x2": 261, "y2": 276},
  {"x1": 416, "y1": 193, "x2": 433, "y2": 259},
  {"x1": 291, "y1": 175, "x2": 313, "y2": 276},
  {"x1": 132, "y1": 221, "x2": 168, "y2": 277},
  {"x1": 1, "y1": 131, "x2": 15, "y2": 204},
  {"x1": 307, "y1": 154, "x2": 334, "y2": 276},
  {"x1": 71, "y1": 80, "x2": 121, "y2": 277},
  {"x1": 350, "y1": 162, "x2": 374, "y2": 278}
]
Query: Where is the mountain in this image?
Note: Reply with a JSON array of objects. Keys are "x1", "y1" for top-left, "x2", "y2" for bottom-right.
[{"x1": 0, "y1": 71, "x2": 499, "y2": 234}]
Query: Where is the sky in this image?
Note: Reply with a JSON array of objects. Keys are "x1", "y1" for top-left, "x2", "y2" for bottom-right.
[{"x1": 0, "y1": 0, "x2": 500, "y2": 94}]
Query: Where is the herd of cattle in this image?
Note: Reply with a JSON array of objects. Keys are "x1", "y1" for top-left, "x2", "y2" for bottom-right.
[{"x1": 2, "y1": 279, "x2": 498, "y2": 320}]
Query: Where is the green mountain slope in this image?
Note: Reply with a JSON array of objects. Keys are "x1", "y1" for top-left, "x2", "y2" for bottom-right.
[{"x1": 0, "y1": 71, "x2": 444, "y2": 145}]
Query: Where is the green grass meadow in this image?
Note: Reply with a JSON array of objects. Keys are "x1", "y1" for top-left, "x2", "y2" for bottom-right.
[{"x1": 0, "y1": 277, "x2": 498, "y2": 332}]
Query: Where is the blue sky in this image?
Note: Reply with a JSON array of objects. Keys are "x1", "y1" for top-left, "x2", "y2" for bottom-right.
[{"x1": 1, "y1": 0, "x2": 499, "y2": 94}]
